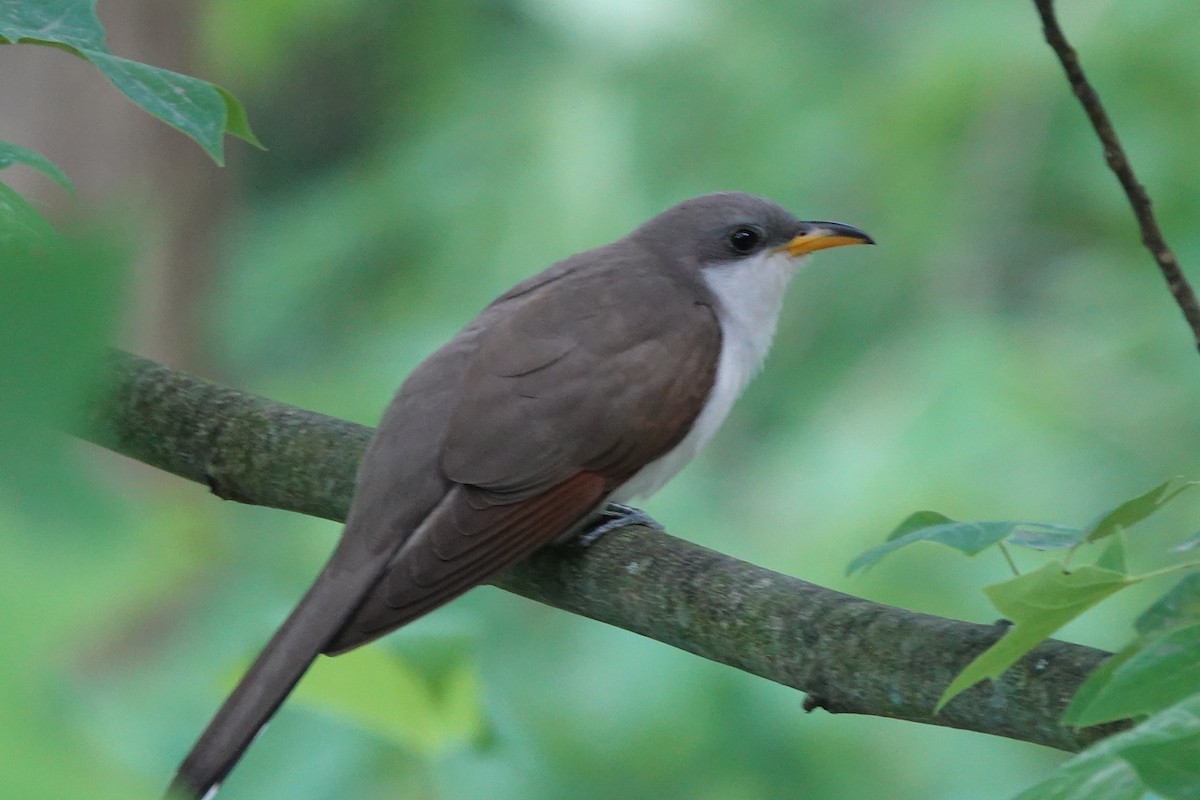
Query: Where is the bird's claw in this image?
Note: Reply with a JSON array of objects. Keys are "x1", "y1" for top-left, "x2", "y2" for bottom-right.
[{"x1": 576, "y1": 503, "x2": 662, "y2": 548}]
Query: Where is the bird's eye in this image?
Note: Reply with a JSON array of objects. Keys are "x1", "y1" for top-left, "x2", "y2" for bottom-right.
[{"x1": 728, "y1": 228, "x2": 761, "y2": 252}]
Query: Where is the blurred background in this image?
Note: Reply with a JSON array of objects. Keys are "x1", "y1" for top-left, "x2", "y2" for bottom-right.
[{"x1": 2, "y1": 0, "x2": 1200, "y2": 797}]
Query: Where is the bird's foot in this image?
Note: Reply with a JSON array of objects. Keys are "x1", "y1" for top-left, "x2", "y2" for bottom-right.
[{"x1": 576, "y1": 503, "x2": 663, "y2": 548}]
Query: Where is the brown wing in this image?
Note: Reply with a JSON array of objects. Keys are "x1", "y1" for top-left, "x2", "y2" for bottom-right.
[
  {"x1": 442, "y1": 258, "x2": 721, "y2": 491},
  {"x1": 327, "y1": 252, "x2": 720, "y2": 653},
  {"x1": 325, "y1": 472, "x2": 607, "y2": 653}
]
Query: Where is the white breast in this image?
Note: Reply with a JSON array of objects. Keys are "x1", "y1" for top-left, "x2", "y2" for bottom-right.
[{"x1": 611, "y1": 250, "x2": 805, "y2": 503}]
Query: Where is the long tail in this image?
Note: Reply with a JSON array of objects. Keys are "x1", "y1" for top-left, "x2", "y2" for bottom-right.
[{"x1": 166, "y1": 553, "x2": 388, "y2": 799}]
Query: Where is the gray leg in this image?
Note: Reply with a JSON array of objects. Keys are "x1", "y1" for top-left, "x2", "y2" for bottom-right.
[{"x1": 577, "y1": 503, "x2": 663, "y2": 548}]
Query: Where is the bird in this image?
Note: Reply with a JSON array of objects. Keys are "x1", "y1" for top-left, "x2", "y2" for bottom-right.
[{"x1": 168, "y1": 192, "x2": 872, "y2": 798}]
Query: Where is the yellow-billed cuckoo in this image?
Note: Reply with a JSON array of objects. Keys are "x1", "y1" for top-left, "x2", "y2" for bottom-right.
[{"x1": 169, "y1": 192, "x2": 872, "y2": 798}]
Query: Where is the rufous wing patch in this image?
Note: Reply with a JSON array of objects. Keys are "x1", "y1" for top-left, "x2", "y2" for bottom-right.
[{"x1": 324, "y1": 472, "x2": 607, "y2": 654}]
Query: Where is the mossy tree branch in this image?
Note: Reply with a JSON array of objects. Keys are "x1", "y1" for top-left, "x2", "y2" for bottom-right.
[{"x1": 75, "y1": 350, "x2": 1124, "y2": 753}]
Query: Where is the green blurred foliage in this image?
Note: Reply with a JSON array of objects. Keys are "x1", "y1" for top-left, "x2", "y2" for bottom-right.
[
  {"x1": 0, "y1": 185, "x2": 145, "y2": 797},
  {"x1": 6, "y1": 0, "x2": 1200, "y2": 797}
]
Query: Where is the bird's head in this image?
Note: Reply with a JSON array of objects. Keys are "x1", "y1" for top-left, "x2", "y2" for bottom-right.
[{"x1": 630, "y1": 192, "x2": 873, "y2": 275}]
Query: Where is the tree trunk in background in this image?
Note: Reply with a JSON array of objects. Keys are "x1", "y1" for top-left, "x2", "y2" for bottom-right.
[{"x1": 0, "y1": 0, "x2": 235, "y2": 374}]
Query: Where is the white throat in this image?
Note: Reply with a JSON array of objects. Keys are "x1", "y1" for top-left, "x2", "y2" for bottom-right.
[{"x1": 613, "y1": 249, "x2": 805, "y2": 502}]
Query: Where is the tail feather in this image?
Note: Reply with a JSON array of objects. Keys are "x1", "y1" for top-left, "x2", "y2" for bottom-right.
[{"x1": 166, "y1": 556, "x2": 387, "y2": 799}]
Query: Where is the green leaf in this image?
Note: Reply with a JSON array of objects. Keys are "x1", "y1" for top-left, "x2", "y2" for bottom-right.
[
  {"x1": 1065, "y1": 576, "x2": 1200, "y2": 727},
  {"x1": 1011, "y1": 751, "x2": 1144, "y2": 800},
  {"x1": 938, "y1": 562, "x2": 1131, "y2": 709},
  {"x1": 1061, "y1": 648, "x2": 1139, "y2": 728},
  {"x1": 1096, "y1": 535, "x2": 1128, "y2": 574},
  {"x1": 0, "y1": 0, "x2": 107, "y2": 50},
  {"x1": 0, "y1": 0, "x2": 261, "y2": 164},
  {"x1": 850, "y1": 479, "x2": 1198, "y2": 576},
  {"x1": 0, "y1": 142, "x2": 72, "y2": 192},
  {"x1": 0, "y1": 180, "x2": 57, "y2": 243},
  {"x1": 984, "y1": 561, "x2": 1130, "y2": 640},
  {"x1": 1022, "y1": 695, "x2": 1200, "y2": 800},
  {"x1": 1136, "y1": 574, "x2": 1200, "y2": 637},
  {"x1": 1086, "y1": 477, "x2": 1196, "y2": 544},
  {"x1": 1119, "y1": 730, "x2": 1200, "y2": 800},
  {"x1": 886, "y1": 510, "x2": 956, "y2": 540},
  {"x1": 847, "y1": 515, "x2": 1078, "y2": 574},
  {"x1": 1008, "y1": 527, "x2": 1088, "y2": 551},
  {"x1": 292, "y1": 646, "x2": 485, "y2": 756},
  {"x1": 81, "y1": 51, "x2": 235, "y2": 163},
  {"x1": 1172, "y1": 531, "x2": 1200, "y2": 554},
  {"x1": 0, "y1": 184, "x2": 127, "y2": 519},
  {"x1": 214, "y1": 85, "x2": 260, "y2": 147},
  {"x1": 1062, "y1": 624, "x2": 1200, "y2": 726}
]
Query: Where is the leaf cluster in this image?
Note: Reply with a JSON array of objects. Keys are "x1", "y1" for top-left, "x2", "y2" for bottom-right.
[{"x1": 852, "y1": 479, "x2": 1200, "y2": 799}]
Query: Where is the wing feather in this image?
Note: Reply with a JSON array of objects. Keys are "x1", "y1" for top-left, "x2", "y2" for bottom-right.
[
  {"x1": 325, "y1": 472, "x2": 606, "y2": 654},
  {"x1": 328, "y1": 250, "x2": 721, "y2": 654}
]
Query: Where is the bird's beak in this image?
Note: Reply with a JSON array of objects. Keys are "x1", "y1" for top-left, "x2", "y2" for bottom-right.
[{"x1": 778, "y1": 221, "x2": 875, "y2": 257}]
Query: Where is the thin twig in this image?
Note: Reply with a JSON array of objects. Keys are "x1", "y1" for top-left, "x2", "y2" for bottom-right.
[
  {"x1": 997, "y1": 542, "x2": 1021, "y2": 577},
  {"x1": 1033, "y1": 0, "x2": 1200, "y2": 352}
]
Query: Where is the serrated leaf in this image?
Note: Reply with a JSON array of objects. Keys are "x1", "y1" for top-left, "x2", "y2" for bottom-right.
[
  {"x1": 292, "y1": 646, "x2": 484, "y2": 756},
  {"x1": 938, "y1": 562, "x2": 1131, "y2": 709},
  {"x1": 848, "y1": 517, "x2": 1045, "y2": 575},
  {"x1": 1137, "y1": 574, "x2": 1200, "y2": 637},
  {"x1": 0, "y1": 0, "x2": 261, "y2": 164},
  {"x1": 1063, "y1": 624, "x2": 1200, "y2": 727},
  {"x1": 0, "y1": 142, "x2": 72, "y2": 192},
  {"x1": 1086, "y1": 478, "x2": 1196, "y2": 544}
]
